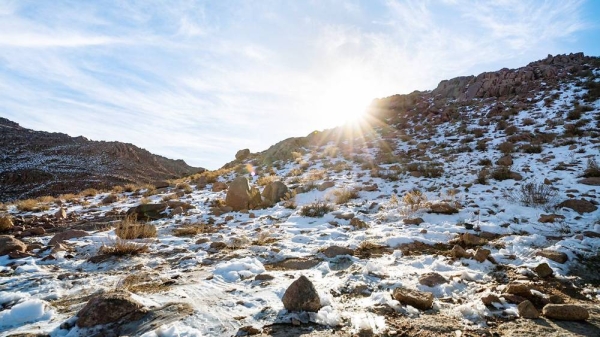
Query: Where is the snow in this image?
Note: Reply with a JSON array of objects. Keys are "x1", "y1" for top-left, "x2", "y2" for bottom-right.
[
  {"x1": 213, "y1": 257, "x2": 266, "y2": 282},
  {"x1": 0, "y1": 299, "x2": 53, "y2": 329}
]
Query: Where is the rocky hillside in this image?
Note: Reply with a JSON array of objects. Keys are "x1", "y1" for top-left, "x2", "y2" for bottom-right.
[
  {"x1": 0, "y1": 118, "x2": 203, "y2": 201},
  {"x1": 0, "y1": 53, "x2": 599, "y2": 337}
]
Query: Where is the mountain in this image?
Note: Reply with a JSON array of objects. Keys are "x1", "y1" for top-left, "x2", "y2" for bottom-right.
[{"x1": 0, "y1": 118, "x2": 204, "y2": 201}]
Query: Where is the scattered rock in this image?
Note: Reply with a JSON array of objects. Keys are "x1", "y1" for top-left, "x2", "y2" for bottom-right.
[
  {"x1": 48, "y1": 230, "x2": 89, "y2": 246},
  {"x1": 497, "y1": 155, "x2": 513, "y2": 166},
  {"x1": 261, "y1": 181, "x2": 289, "y2": 206},
  {"x1": 518, "y1": 300, "x2": 539, "y2": 319},
  {"x1": 0, "y1": 235, "x2": 27, "y2": 256},
  {"x1": 153, "y1": 180, "x2": 170, "y2": 189},
  {"x1": 350, "y1": 218, "x2": 368, "y2": 229},
  {"x1": 418, "y1": 272, "x2": 448, "y2": 287},
  {"x1": 462, "y1": 233, "x2": 488, "y2": 246},
  {"x1": 235, "y1": 149, "x2": 251, "y2": 161},
  {"x1": 538, "y1": 214, "x2": 565, "y2": 223},
  {"x1": 505, "y1": 283, "x2": 532, "y2": 297},
  {"x1": 429, "y1": 203, "x2": 459, "y2": 215},
  {"x1": 474, "y1": 248, "x2": 491, "y2": 262},
  {"x1": 536, "y1": 250, "x2": 568, "y2": 264},
  {"x1": 282, "y1": 275, "x2": 322, "y2": 312},
  {"x1": 481, "y1": 294, "x2": 501, "y2": 306},
  {"x1": 126, "y1": 203, "x2": 168, "y2": 221},
  {"x1": 225, "y1": 176, "x2": 262, "y2": 211},
  {"x1": 101, "y1": 194, "x2": 119, "y2": 204},
  {"x1": 578, "y1": 177, "x2": 600, "y2": 186},
  {"x1": 30, "y1": 226, "x2": 45, "y2": 235},
  {"x1": 54, "y1": 208, "x2": 67, "y2": 220},
  {"x1": 321, "y1": 246, "x2": 354, "y2": 258},
  {"x1": 392, "y1": 287, "x2": 434, "y2": 310},
  {"x1": 534, "y1": 263, "x2": 553, "y2": 278},
  {"x1": 76, "y1": 292, "x2": 147, "y2": 328},
  {"x1": 542, "y1": 304, "x2": 589, "y2": 321},
  {"x1": 556, "y1": 199, "x2": 598, "y2": 214},
  {"x1": 451, "y1": 245, "x2": 473, "y2": 259},
  {"x1": 254, "y1": 274, "x2": 274, "y2": 281},
  {"x1": 403, "y1": 217, "x2": 424, "y2": 225},
  {"x1": 212, "y1": 181, "x2": 228, "y2": 192}
]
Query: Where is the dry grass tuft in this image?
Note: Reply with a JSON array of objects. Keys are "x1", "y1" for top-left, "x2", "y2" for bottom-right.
[
  {"x1": 253, "y1": 230, "x2": 277, "y2": 246},
  {"x1": 173, "y1": 223, "x2": 213, "y2": 236},
  {"x1": 123, "y1": 184, "x2": 137, "y2": 192},
  {"x1": 257, "y1": 175, "x2": 280, "y2": 186},
  {"x1": 402, "y1": 189, "x2": 428, "y2": 212},
  {"x1": 16, "y1": 199, "x2": 49, "y2": 212},
  {"x1": 115, "y1": 216, "x2": 157, "y2": 239},
  {"x1": 0, "y1": 215, "x2": 14, "y2": 232},
  {"x1": 118, "y1": 273, "x2": 170, "y2": 293},
  {"x1": 584, "y1": 158, "x2": 600, "y2": 178},
  {"x1": 99, "y1": 238, "x2": 149, "y2": 256},
  {"x1": 80, "y1": 188, "x2": 99, "y2": 197},
  {"x1": 330, "y1": 187, "x2": 359, "y2": 205},
  {"x1": 300, "y1": 199, "x2": 334, "y2": 217}
]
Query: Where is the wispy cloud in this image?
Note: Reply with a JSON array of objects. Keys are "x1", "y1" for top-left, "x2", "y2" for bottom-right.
[{"x1": 0, "y1": 0, "x2": 595, "y2": 169}]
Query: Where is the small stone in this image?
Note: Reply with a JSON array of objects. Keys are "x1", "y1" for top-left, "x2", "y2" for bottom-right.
[
  {"x1": 429, "y1": 203, "x2": 459, "y2": 215},
  {"x1": 538, "y1": 214, "x2": 565, "y2": 223},
  {"x1": 518, "y1": 300, "x2": 539, "y2": 319},
  {"x1": 30, "y1": 226, "x2": 46, "y2": 235},
  {"x1": 282, "y1": 275, "x2": 321, "y2": 312},
  {"x1": 474, "y1": 248, "x2": 491, "y2": 262},
  {"x1": 392, "y1": 287, "x2": 434, "y2": 310},
  {"x1": 505, "y1": 283, "x2": 531, "y2": 297},
  {"x1": 462, "y1": 233, "x2": 488, "y2": 246},
  {"x1": 536, "y1": 250, "x2": 568, "y2": 264},
  {"x1": 542, "y1": 304, "x2": 589, "y2": 321},
  {"x1": 534, "y1": 263, "x2": 553, "y2": 278},
  {"x1": 403, "y1": 217, "x2": 424, "y2": 225},
  {"x1": 418, "y1": 272, "x2": 448, "y2": 287},
  {"x1": 321, "y1": 245, "x2": 354, "y2": 258},
  {"x1": 254, "y1": 274, "x2": 274, "y2": 281},
  {"x1": 481, "y1": 294, "x2": 501, "y2": 306},
  {"x1": 451, "y1": 245, "x2": 473, "y2": 259}
]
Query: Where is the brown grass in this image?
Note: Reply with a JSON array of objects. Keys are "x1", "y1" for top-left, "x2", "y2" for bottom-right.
[
  {"x1": 36, "y1": 195, "x2": 55, "y2": 203},
  {"x1": 329, "y1": 187, "x2": 359, "y2": 205},
  {"x1": 16, "y1": 199, "x2": 49, "y2": 212},
  {"x1": 123, "y1": 184, "x2": 137, "y2": 192},
  {"x1": 172, "y1": 223, "x2": 213, "y2": 236},
  {"x1": 253, "y1": 230, "x2": 278, "y2": 246},
  {"x1": 402, "y1": 189, "x2": 428, "y2": 212},
  {"x1": 118, "y1": 273, "x2": 170, "y2": 293},
  {"x1": 115, "y1": 217, "x2": 157, "y2": 239},
  {"x1": 0, "y1": 215, "x2": 13, "y2": 232},
  {"x1": 80, "y1": 188, "x2": 99, "y2": 197},
  {"x1": 256, "y1": 175, "x2": 280, "y2": 186},
  {"x1": 59, "y1": 193, "x2": 79, "y2": 202},
  {"x1": 99, "y1": 238, "x2": 150, "y2": 256}
]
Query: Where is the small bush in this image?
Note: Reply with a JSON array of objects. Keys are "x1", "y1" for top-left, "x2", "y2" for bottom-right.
[
  {"x1": 123, "y1": 184, "x2": 137, "y2": 192},
  {"x1": 330, "y1": 187, "x2": 359, "y2": 205},
  {"x1": 253, "y1": 230, "x2": 277, "y2": 246},
  {"x1": 511, "y1": 181, "x2": 557, "y2": 207},
  {"x1": 498, "y1": 141, "x2": 515, "y2": 155},
  {"x1": 173, "y1": 223, "x2": 212, "y2": 236},
  {"x1": 59, "y1": 193, "x2": 79, "y2": 202},
  {"x1": 403, "y1": 189, "x2": 427, "y2": 212},
  {"x1": 80, "y1": 188, "x2": 99, "y2": 197},
  {"x1": 521, "y1": 143, "x2": 543, "y2": 154},
  {"x1": 300, "y1": 200, "x2": 334, "y2": 217},
  {"x1": 504, "y1": 125, "x2": 519, "y2": 136},
  {"x1": 16, "y1": 199, "x2": 47, "y2": 212},
  {"x1": 522, "y1": 118, "x2": 536, "y2": 126},
  {"x1": 478, "y1": 158, "x2": 493, "y2": 166},
  {"x1": 476, "y1": 140, "x2": 487, "y2": 151},
  {"x1": 584, "y1": 158, "x2": 600, "y2": 178},
  {"x1": 115, "y1": 217, "x2": 157, "y2": 239},
  {"x1": 99, "y1": 238, "x2": 149, "y2": 256},
  {"x1": 176, "y1": 182, "x2": 193, "y2": 194},
  {"x1": 162, "y1": 193, "x2": 178, "y2": 202},
  {"x1": 257, "y1": 175, "x2": 279, "y2": 186},
  {"x1": 0, "y1": 215, "x2": 13, "y2": 232},
  {"x1": 142, "y1": 185, "x2": 158, "y2": 197},
  {"x1": 112, "y1": 185, "x2": 124, "y2": 193},
  {"x1": 491, "y1": 166, "x2": 512, "y2": 181},
  {"x1": 563, "y1": 124, "x2": 584, "y2": 137},
  {"x1": 476, "y1": 169, "x2": 488, "y2": 184}
]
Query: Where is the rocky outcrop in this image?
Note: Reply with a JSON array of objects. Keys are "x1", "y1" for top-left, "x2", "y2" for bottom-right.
[
  {"x1": 0, "y1": 117, "x2": 203, "y2": 202},
  {"x1": 261, "y1": 181, "x2": 289, "y2": 206},
  {"x1": 235, "y1": 149, "x2": 250, "y2": 161},
  {"x1": 225, "y1": 177, "x2": 262, "y2": 211}
]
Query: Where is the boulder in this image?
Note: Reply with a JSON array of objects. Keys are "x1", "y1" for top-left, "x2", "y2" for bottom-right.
[
  {"x1": 321, "y1": 246, "x2": 354, "y2": 258},
  {"x1": 225, "y1": 177, "x2": 262, "y2": 211},
  {"x1": 261, "y1": 181, "x2": 289, "y2": 206},
  {"x1": 403, "y1": 217, "x2": 424, "y2": 225},
  {"x1": 556, "y1": 199, "x2": 597, "y2": 214},
  {"x1": 126, "y1": 203, "x2": 168, "y2": 221},
  {"x1": 418, "y1": 272, "x2": 448, "y2": 287},
  {"x1": 578, "y1": 177, "x2": 600, "y2": 186},
  {"x1": 48, "y1": 230, "x2": 89, "y2": 246},
  {"x1": 429, "y1": 203, "x2": 458, "y2": 214},
  {"x1": 392, "y1": 287, "x2": 434, "y2": 310},
  {"x1": 518, "y1": 300, "x2": 539, "y2": 319},
  {"x1": 536, "y1": 250, "x2": 568, "y2": 264},
  {"x1": 212, "y1": 181, "x2": 228, "y2": 192},
  {"x1": 282, "y1": 275, "x2": 322, "y2": 312},
  {"x1": 76, "y1": 292, "x2": 147, "y2": 328},
  {"x1": 534, "y1": 263, "x2": 553, "y2": 278},
  {"x1": 235, "y1": 149, "x2": 251, "y2": 161},
  {"x1": 0, "y1": 235, "x2": 27, "y2": 256},
  {"x1": 542, "y1": 304, "x2": 589, "y2": 321}
]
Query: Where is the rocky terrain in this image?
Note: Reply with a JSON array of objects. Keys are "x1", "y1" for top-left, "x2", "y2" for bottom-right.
[
  {"x1": 0, "y1": 53, "x2": 599, "y2": 337},
  {"x1": 0, "y1": 118, "x2": 204, "y2": 202}
]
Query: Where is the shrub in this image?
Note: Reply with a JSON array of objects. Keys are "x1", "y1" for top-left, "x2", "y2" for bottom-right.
[
  {"x1": 300, "y1": 200, "x2": 333, "y2": 217},
  {"x1": 257, "y1": 175, "x2": 279, "y2": 186},
  {"x1": 306, "y1": 169, "x2": 327, "y2": 182},
  {"x1": 511, "y1": 181, "x2": 557, "y2": 207},
  {"x1": 253, "y1": 230, "x2": 277, "y2": 246},
  {"x1": 584, "y1": 158, "x2": 600, "y2": 178},
  {"x1": 80, "y1": 188, "x2": 99, "y2": 197},
  {"x1": 161, "y1": 193, "x2": 178, "y2": 202},
  {"x1": 0, "y1": 215, "x2": 13, "y2": 232},
  {"x1": 504, "y1": 125, "x2": 519, "y2": 135},
  {"x1": 115, "y1": 217, "x2": 157, "y2": 239},
  {"x1": 476, "y1": 140, "x2": 488, "y2": 152},
  {"x1": 16, "y1": 199, "x2": 47, "y2": 212},
  {"x1": 563, "y1": 124, "x2": 584, "y2": 137},
  {"x1": 403, "y1": 189, "x2": 427, "y2": 212},
  {"x1": 472, "y1": 128, "x2": 485, "y2": 138},
  {"x1": 405, "y1": 162, "x2": 444, "y2": 178},
  {"x1": 521, "y1": 143, "x2": 543, "y2": 154},
  {"x1": 37, "y1": 195, "x2": 55, "y2": 203},
  {"x1": 173, "y1": 223, "x2": 212, "y2": 236},
  {"x1": 176, "y1": 182, "x2": 193, "y2": 194},
  {"x1": 102, "y1": 193, "x2": 120, "y2": 204},
  {"x1": 491, "y1": 166, "x2": 512, "y2": 181},
  {"x1": 99, "y1": 238, "x2": 149, "y2": 256},
  {"x1": 330, "y1": 187, "x2": 359, "y2": 205},
  {"x1": 123, "y1": 184, "x2": 137, "y2": 192},
  {"x1": 478, "y1": 158, "x2": 493, "y2": 166},
  {"x1": 476, "y1": 169, "x2": 488, "y2": 185},
  {"x1": 498, "y1": 141, "x2": 514, "y2": 155},
  {"x1": 522, "y1": 118, "x2": 536, "y2": 126},
  {"x1": 112, "y1": 185, "x2": 124, "y2": 193},
  {"x1": 59, "y1": 193, "x2": 79, "y2": 202}
]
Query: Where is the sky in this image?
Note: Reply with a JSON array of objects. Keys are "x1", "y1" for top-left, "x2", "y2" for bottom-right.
[{"x1": 0, "y1": 0, "x2": 599, "y2": 169}]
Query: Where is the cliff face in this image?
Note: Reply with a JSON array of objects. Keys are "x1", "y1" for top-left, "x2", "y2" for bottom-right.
[{"x1": 0, "y1": 118, "x2": 204, "y2": 201}]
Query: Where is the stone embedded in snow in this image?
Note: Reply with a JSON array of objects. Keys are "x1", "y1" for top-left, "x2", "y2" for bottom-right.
[
  {"x1": 392, "y1": 287, "x2": 434, "y2": 310},
  {"x1": 474, "y1": 248, "x2": 491, "y2": 262},
  {"x1": 76, "y1": 292, "x2": 147, "y2": 328},
  {"x1": 282, "y1": 275, "x2": 322, "y2": 312},
  {"x1": 556, "y1": 199, "x2": 597, "y2": 214},
  {"x1": 321, "y1": 245, "x2": 354, "y2": 258},
  {"x1": 350, "y1": 218, "x2": 368, "y2": 229},
  {"x1": 254, "y1": 273, "x2": 274, "y2": 281},
  {"x1": 403, "y1": 217, "x2": 424, "y2": 225},
  {"x1": 542, "y1": 304, "x2": 589, "y2": 321},
  {"x1": 0, "y1": 235, "x2": 27, "y2": 256},
  {"x1": 538, "y1": 214, "x2": 565, "y2": 223},
  {"x1": 451, "y1": 245, "x2": 473, "y2": 259},
  {"x1": 579, "y1": 177, "x2": 600, "y2": 186},
  {"x1": 505, "y1": 283, "x2": 532, "y2": 297},
  {"x1": 429, "y1": 203, "x2": 458, "y2": 214},
  {"x1": 317, "y1": 181, "x2": 335, "y2": 191},
  {"x1": 536, "y1": 250, "x2": 568, "y2": 264},
  {"x1": 497, "y1": 155, "x2": 513, "y2": 166},
  {"x1": 534, "y1": 263, "x2": 554, "y2": 278},
  {"x1": 261, "y1": 181, "x2": 289, "y2": 206},
  {"x1": 334, "y1": 212, "x2": 355, "y2": 220},
  {"x1": 127, "y1": 203, "x2": 168, "y2": 221},
  {"x1": 481, "y1": 294, "x2": 501, "y2": 306},
  {"x1": 462, "y1": 233, "x2": 488, "y2": 246},
  {"x1": 518, "y1": 300, "x2": 539, "y2": 319},
  {"x1": 212, "y1": 181, "x2": 228, "y2": 192},
  {"x1": 418, "y1": 272, "x2": 448, "y2": 287}
]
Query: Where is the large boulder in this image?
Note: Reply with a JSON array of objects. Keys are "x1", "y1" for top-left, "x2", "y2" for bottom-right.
[
  {"x1": 76, "y1": 292, "x2": 147, "y2": 328},
  {"x1": 282, "y1": 275, "x2": 322, "y2": 312},
  {"x1": 261, "y1": 181, "x2": 289, "y2": 206},
  {"x1": 126, "y1": 203, "x2": 168, "y2": 221},
  {"x1": 226, "y1": 177, "x2": 262, "y2": 211},
  {"x1": 235, "y1": 149, "x2": 251, "y2": 161},
  {"x1": 542, "y1": 304, "x2": 589, "y2": 321},
  {"x1": 556, "y1": 199, "x2": 597, "y2": 214},
  {"x1": 0, "y1": 235, "x2": 27, "y2": 256}
]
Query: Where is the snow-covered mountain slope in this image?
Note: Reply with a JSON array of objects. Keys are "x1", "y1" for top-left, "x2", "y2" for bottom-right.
[{"x1": 0, "y1": 53, "x2": 599, "y2": 337}]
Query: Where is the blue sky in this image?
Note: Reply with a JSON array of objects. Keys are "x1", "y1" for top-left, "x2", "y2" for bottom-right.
[{"x1": 1, "y1": 0, "x2": 599, "y2": 169}]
